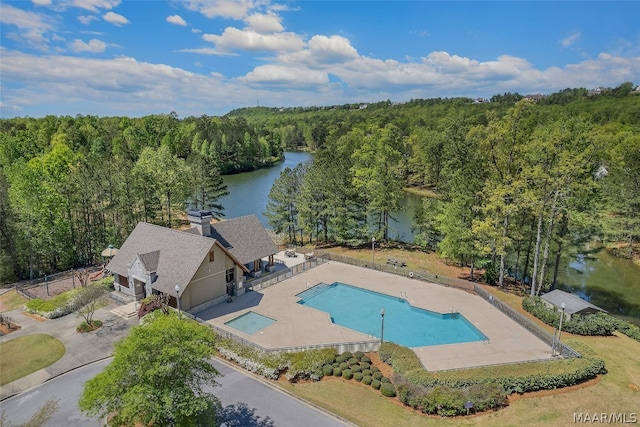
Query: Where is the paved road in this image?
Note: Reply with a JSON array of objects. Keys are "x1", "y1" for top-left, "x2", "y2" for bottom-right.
[{"x1": 1, "y1": 358, "x2": 350, "y2": 427}]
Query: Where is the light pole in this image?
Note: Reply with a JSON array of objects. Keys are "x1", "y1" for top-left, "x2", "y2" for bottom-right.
[
  {"x1": 556, "y1": 301, "x2": 566, "y2": 356},
  {"x1": 175, "y1": 284, "x2": 181, "y2": 318},
  {"x1": 371, "y1": 237, "x2": 376, "y2": 265},
  {"x1": 380, "y1": 307, "x2": 385, "y2": 344}
]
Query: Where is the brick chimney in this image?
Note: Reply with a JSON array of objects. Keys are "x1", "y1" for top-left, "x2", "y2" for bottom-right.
[{"x1": 187, "y1": 210, "x2": 213, "y2": 236}]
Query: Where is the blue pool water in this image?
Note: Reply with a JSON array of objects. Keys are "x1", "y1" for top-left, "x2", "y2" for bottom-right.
[
  {"x1": 225, "y1": 311, "x2": 276, "y2": 335},
  {"x1": 297, "y1": 282, "x2": 487, "y2": 347}
]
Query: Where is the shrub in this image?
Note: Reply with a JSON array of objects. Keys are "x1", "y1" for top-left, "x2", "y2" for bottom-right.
[
  {"x1": 362, "y1": 375, "x2": 373, "y2": 385},
  {"x1": 341, "y1": 351, "x2": 353, "y2": 359},
  {"x1": 333, "y1": 367, "x2": 342, "y2": 377},
  {"x1": 371, "y1": 379, "x2": 382, "y2": 390},
  {"x1": 285, "y1": 347, "x2": 337, "y2": 382},
  {"x1": 322, "y1": 364, "x2": 334, "y2": 376},
  {"x1": 348, "y1": 357, "x2": 359, "y2": 366},
  {"x1": 610, "y1": 317, "x2": 640, "y2": 342},
  {"x1": 464, "y1": 383, "x2": 507, "y2": 412},
  {"x1": 370, "y1": 366, "x2": 380, "y2": 374},
  {"x1": 25, "y1": 290, "x2": 77, "y2": 319},
  {"x1": 342, "y1": 369, "x2": 353, "y2": 380},
  {"x1": 353, "y1": 372, "x2": 364, "y2": 382},
  {"x1": 361, "y1": 369, "x2": 371, "y2": 377},
  {"x1": 380, "y1": 382, "x2": 397, "y2": 397},
  {"x1": 339, "y1": 362, "x2": 349, "y2": 370},
  {"x1": 381, "y1": 376, "x2": 391, "y2": 383},
  {"x1": 333, "y1": 362, "x2": 340, "y2": 368},
  {"x1": 379, "y1": 342, "x2": 423, "y2": 372},
  {"x1": 360, "y1": 361, "x2": 370, "y2": 370},
  {"x1": 335, "y1": 355, "x2": 346, "y2": 363},
  {"x1": 373, "y1": 371, "x2": 383, "y2": 381},
  {"x1": 350, "y1": 364, "x2": 361, "y2": 373},
  {"x1": 522, "y1": 297, "x2": 616, "y2": 336},
  {"x1": 423, "y1": 386, "x2": 465, "y2": 417},
  {"x1": 360, "y1": 356, "x2": 371, "y2": 363},
  {"x1": 353, "y1": 351, "x2": 365, "y2": 360}
]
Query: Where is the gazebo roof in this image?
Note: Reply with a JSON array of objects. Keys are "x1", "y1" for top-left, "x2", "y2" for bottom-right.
[{"x1": 540, "y1": 289, "x2": 606, "y2": 315}]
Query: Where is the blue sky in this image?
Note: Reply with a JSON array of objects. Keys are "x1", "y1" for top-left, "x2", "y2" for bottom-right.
[{"x1": 1, "y1": 0, "x2": 639, "y2": 118}]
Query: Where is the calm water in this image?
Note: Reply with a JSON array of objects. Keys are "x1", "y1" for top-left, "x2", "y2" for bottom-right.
[
  {"x1": 555, "y1": 245, "x2": 640, "y2": 325},
  {"x1": 225, "y1": 311, "x2": 277, "y2": 335},
  {"x1": 220, "y1": 152, "x2": 639, "y2": 324},
  {"x1": 297, "y1": 282, "x2": 487, "y2": 347}
]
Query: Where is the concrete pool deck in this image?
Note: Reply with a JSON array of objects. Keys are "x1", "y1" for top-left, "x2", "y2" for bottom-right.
[{"x1": 194, "y1": 261, "x2": 553, "y2": 371}]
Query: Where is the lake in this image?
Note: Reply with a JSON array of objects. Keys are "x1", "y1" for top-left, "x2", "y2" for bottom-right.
[{"x1": 219, "y1": 152, "x2": 639, "y2": 325}]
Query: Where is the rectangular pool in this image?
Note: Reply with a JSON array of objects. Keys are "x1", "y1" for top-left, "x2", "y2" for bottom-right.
[
  {"x1": 224, "y1": 311, "x2": 276, "y2": 335},
  {"x1": 297, "y1": 282, "x2": 487, "y2": 347}
]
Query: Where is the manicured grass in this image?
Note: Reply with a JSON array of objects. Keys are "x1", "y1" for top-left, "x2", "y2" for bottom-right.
[
  {"x1": 0, "y1": 290, "x2": 28, "y2": 312},
  {"x1": 0, "y1": 334, "x2": 65, "y2": 385}
]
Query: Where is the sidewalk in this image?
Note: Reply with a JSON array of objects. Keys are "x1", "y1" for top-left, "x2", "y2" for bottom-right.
[{"x1": 0, "y1": 301, "x2": 138, "y2": 400}]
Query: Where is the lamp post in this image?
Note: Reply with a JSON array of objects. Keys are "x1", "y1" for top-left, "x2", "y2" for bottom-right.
[
  {"x1": 175, "y1": 284, "x2": 181, "y2": 318},
  {"x1": 380, "y1": 307, "x2": 385, "y2": 344},
  {"x1": 556, "y1": 301, "x2": 566, "y2": 356},
  {"x1": 371, "y1": 237, "x2": 376, "y2": 265}
]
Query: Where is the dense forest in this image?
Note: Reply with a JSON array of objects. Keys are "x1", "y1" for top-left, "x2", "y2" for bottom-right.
[
  {"x1": 0, "y1": 114, "x2": 284, "y2": 282},
  {"x1": 1, "y1": 84, "x2": 639, "y2": 295}
]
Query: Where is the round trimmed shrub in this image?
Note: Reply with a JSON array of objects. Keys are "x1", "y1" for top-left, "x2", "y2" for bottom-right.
[
  {"x1": 322, "y1": 364, "x2": 334, "y2": 376},
  {"x1": 351, "y1": 364, "x2": 361, "y2": 373},
  {"x1": 335, "y1": 355, "x2": 346, "y2": 363},
  {"x1": 360, "y1": 361, "x2": 370, "y2": 370},
  {"x1": 332, "y1": 362, "x2": 340, "y2": 368},
  {"x1": 360, "y1": 355, "x2": 371, "y2": 363},
  {"x1": 354, "y1": 351, "x2": 365, "y2": 360},
  {"x1": 370, "y1": 366, "x2": 380, "y2": 374},
  {"x1": 381, "y1": 376, "x2": 391, "y2": 383},
  {"x1": 373, "y1": 371, "x2": 383, "y2": 381},
  {"x1": 362, "y1": 375, "x2": 373, "y2": 385},
  {"x1": 353, "y1": 372, "x2": 364, "y2": 382},
  {"x1": 371, "y1": 379, "x2": 382, "y2": 390},
  {"x1": 348, "y1": 357, "x2": 359, "y2": 366},
  {"x1": 361, "y1": 369, "x2": 371, "y2": 376},
  {"x1": 341, "y1": 351, "x2": 353, "y2": 359},
  {"x1": 342, "y1": 369, "x2": 353, "y2": 379},
  {"x1": 333, "y1": 367, "x2": 342, "y2": 377},
  {"x1": 380, "y1": 382, "x2": 396, "y2": 397},
  {"x1": 339, "y1": 362, "x2": 349, "y2": 370}
]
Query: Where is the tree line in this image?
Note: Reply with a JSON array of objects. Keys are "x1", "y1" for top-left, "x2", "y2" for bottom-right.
[
  {"x1": 264, "y1": 88, "x2": 639, "y2": 297},
  {"x1": 0, "y1": 114, "x2": 284, "y2": 283}
]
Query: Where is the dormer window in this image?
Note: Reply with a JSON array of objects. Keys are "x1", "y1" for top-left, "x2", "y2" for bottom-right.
[{"x1": 209, "y1": 250, "x2": 215, "y2": 262}]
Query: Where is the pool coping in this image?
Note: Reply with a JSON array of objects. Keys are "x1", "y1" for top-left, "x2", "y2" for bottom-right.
[{"x1": 194, "y1": 261, "x2": 553, "y2": 371}]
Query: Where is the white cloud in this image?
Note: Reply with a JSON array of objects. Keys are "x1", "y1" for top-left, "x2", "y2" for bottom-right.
[
  {"x1": 103, "y1": 11, "x2": 128, "y2": 26},
  {"x1": 71, "y1": 0, "x2": 120, "y2": 12},
  {"x1": 70, "y1": 38, "x2": 107, "y2": 53},
  {"x1": 561, "y1": 32, "x2": 581, "y2": 47},
  {"x1": 0, "y1": 4, "x2": 56, "y2": 50},
  {"x1": 167, "y1": 15, "x2": 187, "y2": 26},
  {"x1": 244, "y1": 13, "x2": 283, "y2": 34},
  {"x1": 78, "y1": 15, "x2": 98, "y2": 25},
  {"x1": 203, "y1": 27, "x2": 304, "y2": 53},
  {"x1": 32, "y1": 0, "x2": 52, "y2": 6},
  {"x1": 183, "y1": 0, "x2": 259, "y2": 20},
  {"x1": 241, "y1": 65, "x2": 329, "y2": 86}
]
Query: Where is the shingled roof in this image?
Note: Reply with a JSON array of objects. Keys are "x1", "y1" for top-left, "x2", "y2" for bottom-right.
[
  {"x1": 106, "y1": 222, "x2": 215, "y2": 297},
  {"x1": 540, "y1": 289, "x2": 607, "y2": 315},
  {"x1": 209, "y1": 214, "x2": 278, "y2": 265}
]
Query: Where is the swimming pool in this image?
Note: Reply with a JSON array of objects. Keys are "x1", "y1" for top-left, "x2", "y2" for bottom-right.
[
  {"x1": 224, "y1": 311, "x2": 276, "y2": 335},
  {"x1": 297, "y1": 282, "x2": 487, "y2": 347}
]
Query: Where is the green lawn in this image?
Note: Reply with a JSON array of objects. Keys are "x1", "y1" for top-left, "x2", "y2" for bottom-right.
[
  {"x1": 0, "y1": 290, "x2": 28, "y2": 312},
  {"x1": 0, "y1": 334, "x2": 65, "y2": 385}
]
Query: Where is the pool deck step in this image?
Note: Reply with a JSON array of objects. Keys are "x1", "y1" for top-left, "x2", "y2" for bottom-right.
[{"x1": 296, "y1": 282, "x2": 332, "y2": 301}]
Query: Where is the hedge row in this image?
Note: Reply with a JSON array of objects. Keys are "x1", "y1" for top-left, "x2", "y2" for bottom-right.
[
  {"x1": 379, "y1": 341, "x2": 605, "y2": 396},
  {"x1": 523, "y1": 296, "x2": 640, "y2": 341},
  {"x1": 215, "y1": 337, "x2": 336, "y2": 381}
]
